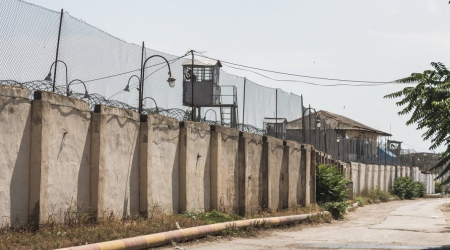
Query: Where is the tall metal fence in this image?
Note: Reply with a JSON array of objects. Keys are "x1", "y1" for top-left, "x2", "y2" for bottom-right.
[
  {"x1": 0, "y1": 0, "x2": 303, "y2": 134},
  {"x1": 2, "y1": 0, "x2": 433, "y2": 168}
]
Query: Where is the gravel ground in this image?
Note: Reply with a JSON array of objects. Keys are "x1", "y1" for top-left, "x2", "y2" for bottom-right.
[{"x1": 163, "y1": 198, "x2": 450, "y2": 250}]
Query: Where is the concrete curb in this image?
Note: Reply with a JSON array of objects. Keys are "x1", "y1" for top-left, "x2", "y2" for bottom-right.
[{"x1": 55, "y1": 212, "x2": 329, "y2": 250}]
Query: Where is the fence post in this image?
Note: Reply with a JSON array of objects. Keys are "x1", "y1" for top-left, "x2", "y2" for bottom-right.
[
  {"x1": 242, "y1": 77, "x2": 246, "y2": 125},
  {"x1": 275, "y1": 89, "x2": 278, "y2": 138},
  {"x1": 52, "y1": 9, "x2": 64, "y2": 92},
  {"x1": 139, "y1": 41, "x2": 145, "y2": 114}
]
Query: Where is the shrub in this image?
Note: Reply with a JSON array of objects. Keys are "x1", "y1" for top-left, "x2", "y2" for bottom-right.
[
  {"x1": 392, "y1": 177, "x2": 425, "y2": 199},
  {"x1": 436, "y1": 181, "x2": 443, "y2": 194},
  {"x1": 316, "y1": 164, "x2": 350, "y2": 204},
  {"x1": 322, "y1": 202, "x2": 347, "y2": 220},
  {"x1": 412, "y1": 181, "x2": 426, "y2": 198},
  {"x1": 371, "y1": 187, "x2": 391, "y2": 202}
]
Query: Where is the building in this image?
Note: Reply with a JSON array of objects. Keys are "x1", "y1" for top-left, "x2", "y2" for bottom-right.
[{"x1": 287, "y1": 110, "x2": 391, "y2": 163}]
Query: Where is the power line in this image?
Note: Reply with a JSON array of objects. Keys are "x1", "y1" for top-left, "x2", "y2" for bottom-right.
[
  {"x1": 223, "y1": 63, "x2": 405, "y2": 87},
  {"x1": 194, "y1": 52, "x2": 400, "y2": 85},
  {"x1": 84, "y1": 54, "x2": 186, "y2": 84},
  {"x1": 107, "y1": 55, "x2": 185, "y2": 99}
]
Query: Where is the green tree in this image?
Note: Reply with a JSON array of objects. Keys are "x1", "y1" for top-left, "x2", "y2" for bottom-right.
[{"x1": 384, "y1": 62, "x2": 450, "y2": 184}]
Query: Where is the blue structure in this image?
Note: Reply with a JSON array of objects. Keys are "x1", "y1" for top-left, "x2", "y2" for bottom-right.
[{"x1": 378, "y1": 146, "x2": 398, "y2": 165}]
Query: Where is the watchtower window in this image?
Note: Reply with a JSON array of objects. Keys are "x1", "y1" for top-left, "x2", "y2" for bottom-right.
[{"x1": 184, "y1": 67, "x2": 214, "y2": 82}]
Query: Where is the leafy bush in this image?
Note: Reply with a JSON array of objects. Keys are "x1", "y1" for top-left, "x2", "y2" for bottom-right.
[
  {"x1": 412, "y1": 181, "x2": 426, "y2": 198},
  {"x1": 322, "y1": 202, "x2": 347, "y2": 220},
  {"x1": 392, "y1": 177, "x2": 426, "y2": 199},
  {"x1": 436, "y1": 181, "x2": 443, "y2": 194},
  {"x1": 371, "y1": 187, "x2": 391, "y2": 202},
  {"x1": 316, "y1": 164, "x2": 350, "y2": 204}
]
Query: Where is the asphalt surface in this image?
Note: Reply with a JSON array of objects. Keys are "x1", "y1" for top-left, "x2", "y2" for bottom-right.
[{"x1": 166, "y1": 198, "x2": 450, "y2": 250}]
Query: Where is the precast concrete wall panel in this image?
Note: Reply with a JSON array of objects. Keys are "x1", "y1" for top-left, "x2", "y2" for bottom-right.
[
  {"x1": 238, "y1": 132, "x2": 264, "y2": 215},
  {"x1": 401, "y1": 166, "x2": 406, "y2": 178},
  {"x1": 406, "y1": 167, "x2": 411, "y2": 179},
  {"x1": 263, "y1": 136, "x2": 286, "y2": 210},
  {"x1": 91, "y1": 105, "x2": 140, "y2": 219},
  {"x1": 210, "y1": 125, "x2": 239, "y2": 213},
  {"x1": 0, "y1": 85, "x2": 30, "y2": 227},
  {"x1": 350, "y1": 162, "x2": 359, "y2": 195},
  {"x1": 372, "y1": 165, "x2": 379, "y2": 190},
  {"x1": 310, "y1": 148, "x2": 317, "y2": 204},
  {"x1": 378, "y1": 165, "x2": 385, "y2": 191},
  {"x1": 365, "y1": 165, "x2": 373, "y2": 192},
  {"x1": 140, "y1": 114, "x2": 180, "y2": 215},
  {"x1": 284, "y1": 140, "x2": 302, "y2": 207},
  {"x1": 359, "y1": 163, "x2": 366, "y2": 194},
  {"x1": 390, "y1": 166, "x2": 396, "y2": 190},
  {"x1": 29, "y1": 91, "x2": 91, "y2": 225},
  {"x1": 179, "y1": 121, "x2": 211, "y2": 213},
  {"x1": 300, "y1": 145, "x2": 312, "y2": 206},
  {"x1": 396, "y1": 166, "x2": 401, "y2": 179}
]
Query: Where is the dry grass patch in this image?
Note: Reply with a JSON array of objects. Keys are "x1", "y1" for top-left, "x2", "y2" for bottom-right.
[{"x1": 0, "y1": 205, "x2": 328, "y2": 250}]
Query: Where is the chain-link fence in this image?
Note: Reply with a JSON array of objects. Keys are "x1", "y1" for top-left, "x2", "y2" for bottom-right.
[{"x1": 1, "y1": 0, "x2": 304, "y2": 137}]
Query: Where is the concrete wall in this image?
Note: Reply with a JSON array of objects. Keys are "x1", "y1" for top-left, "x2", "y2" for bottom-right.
[
  {"x1": 310, "y1": 148, "x2": 317, "y2": 204},
  {"x1": 139, "y1": 114, "x2": 180, "y2": 215},
  {"x1": 378, "y1": 165, "x2": 385, "y2": 191},
  {"x1": 263, "y1": 136, "x2": 286, "y2": 210},
  {"x1": 238, "y1": 132, "x2": 264, "y2": 215},
  {"x1": 358, "y1": 163, "x2": 366, "y2": 193},
  {"x1": 350, "y1": 162, "x2": 359, "y2": 195},
  {"x1": 91, "y1": 105, "x2": 140, "y2": 219},
  {"x1": 1, "y1": 87, "x2": 440, "y2": 226},
  {"x1": 29, "y1": 91, "x2": 91, "y2": 225},
  {"x1": 179, "y1": 121, "x2": 211, "y2": 213},
  {"x1": 0, "y1": 85, "x2": 31, "y2": 227},
  {"x1": 300, "y1": 145, "x2": 312, "y2": 206},
  {"x1": 210, "y1": 125, "x2": 239, "y2": 213},
  {"x1": 284, "y1": 140, "x2": 302, "y2": 208}
]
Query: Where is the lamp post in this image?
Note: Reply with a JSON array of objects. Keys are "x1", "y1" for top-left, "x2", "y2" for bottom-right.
[
  {"x1": 302, "y1": 104, "x2": 321, "y2": 144},
  {"x1": 142, "y1": 97, "x2": 159, "y2": 112},
  {"x1": 124, "y1": 75, "x2": 140, "y2": 92},
  {"x1": 67, "y1": 79, "x2": 89, "y2": 98},
  {"x1": 139, "y1": 55, "x2": 175, "y2": 114},
  {"x1": 204, "y1": 109, "x2": 218, "y2": 124},
  {"x1": 45, "y1": 60, "x2": 68, "y2": 93}
]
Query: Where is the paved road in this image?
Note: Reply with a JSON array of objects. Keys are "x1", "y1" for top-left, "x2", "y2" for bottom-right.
[{"x1": 167, "y1": 198, "x2": 450, "y2": 250}]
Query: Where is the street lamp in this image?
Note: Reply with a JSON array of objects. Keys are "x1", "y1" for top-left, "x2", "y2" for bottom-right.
[
  {"x1": 204, "y1": 109, "x2": 218, "y2": 123},
  {"x1": 139, "y1": 55, "x2": 175, "y2": 114},
  {"x1": 45, "y1": 60, "x2": 68, "y2": 93},
  {"x1": 302, "y1": 104, "x2": 321, "y2": 143},
  {"x1": 124, "y1": 75, "x2": 141, "y2": 92},
  {"x1": 67, "y1": 79, "x2": 89, "y2": 99},
  {"x1": 142, "y1": 97, "x2": 159, "y2": 112}
]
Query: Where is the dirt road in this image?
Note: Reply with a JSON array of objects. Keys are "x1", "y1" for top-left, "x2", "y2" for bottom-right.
[{"x1": 167, "y1": 198, "x2": 450, "y2": 249}]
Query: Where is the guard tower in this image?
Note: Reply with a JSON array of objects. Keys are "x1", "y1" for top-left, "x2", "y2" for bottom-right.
[{"x1": 182, "y1": 59, "x2": 238, "y2": 127}]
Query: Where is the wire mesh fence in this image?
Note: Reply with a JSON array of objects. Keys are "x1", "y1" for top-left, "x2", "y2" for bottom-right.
[
  {"x1": 1, "y1": 0, "x2": 300, "y2": 136},
  {"x1": 3, "y1": 0, "x2": 434, "y2": 166}
]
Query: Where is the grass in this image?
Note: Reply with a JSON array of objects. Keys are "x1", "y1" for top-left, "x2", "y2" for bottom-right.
[
  {"x1": 355, "y1": 187, "x2": 398, "y2": 207},
  {"x1": 0, "y1": 205, "x2": 329, "y2": 250}
]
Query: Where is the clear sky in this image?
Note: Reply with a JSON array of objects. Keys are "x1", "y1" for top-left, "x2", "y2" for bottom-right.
[{"x1": 27, "y1": 0, "x2": 450, "y2": 152}]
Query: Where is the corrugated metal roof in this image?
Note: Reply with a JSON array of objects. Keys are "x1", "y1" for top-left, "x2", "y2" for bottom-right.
[
  {"x1": 263, "y1": 118, "x2": 287, "y2": 123},
  {"x1": 182, "y1": 58, "x2": 221, "y2": 67},
  {"x1": 287, "y1": 110, "x2": 391, "y2": 136}
]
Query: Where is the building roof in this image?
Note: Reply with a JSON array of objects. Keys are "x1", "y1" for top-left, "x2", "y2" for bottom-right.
[
  {"x1": 287, "y1": 110, "x2": 391, "y2": 136},
  {"x1": 263, "y1": 118, "x2": 287, "y2": 124},
  {"x1": 182, "y1": 58, "x2": 222, "y2": 67}
]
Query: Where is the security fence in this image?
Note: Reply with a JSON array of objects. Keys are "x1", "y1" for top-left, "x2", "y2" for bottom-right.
[
  {"x1": 1, "y1": 0, "x2": 434, "y2": 167},
  {"x1": 0, "y1": 0, "x2": 302, "y2": 135}
]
